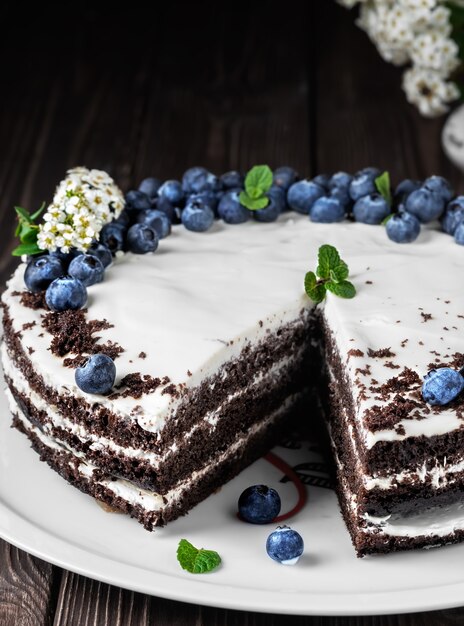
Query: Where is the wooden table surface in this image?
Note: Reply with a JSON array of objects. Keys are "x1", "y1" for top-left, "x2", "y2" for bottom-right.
[{"x1": 1, "y1": 1, "x2": 464, "y2": 624}]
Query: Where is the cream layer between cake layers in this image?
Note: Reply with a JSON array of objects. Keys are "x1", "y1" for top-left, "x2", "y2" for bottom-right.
[{"x1": 2, "y1": 213, "x2": 464, "y2": 552}]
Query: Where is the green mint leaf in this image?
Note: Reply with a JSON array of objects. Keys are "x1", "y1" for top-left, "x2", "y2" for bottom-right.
[
  {"x1": 12, "y1": 242, "x2": 42, "y2": 257},
  {"x1": 329, "y1": 260, "x2": 349, "y2": 283},
  {"x1": 326, "y1": 280, "x2": 356, "y2": 299},
  {"x1": 239, "y1": 191, "x2": 269, "y2": 210},
  {"x1": 244, "y1": 165, "x2": 273, "y2": 200},
  {"x1": 375, "y1": 171, "x2": 392, "y2": 206},
  {"x1": 381, "y1": 213, "x2": 394, "y2": 226},
  {"x1": 30, "y1": 201, "x2": 46, "y2": 221},
  {"x1": 304, "y1": 271, "x2": 326, "y2": 303},
  {"x1": 316, "y1": 244, "x2": 341, "y2": 279},
  {"x1": 177, "y1": 539, "x2": 221, "y2": 574},
  {"x1": 14, "y1": 206, "x2": 32, "y2": 223},
  {"x1": 20, "y1": 225, "x2": 39, "y2": 245}
]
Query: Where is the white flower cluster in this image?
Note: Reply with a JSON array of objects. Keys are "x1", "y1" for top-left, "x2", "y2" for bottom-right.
[
  {"x1": 337, "y1": 0, "x2": 461, "y2": 116},
  {"x1": 37, "y1": 167, "x2": 124, "y2": 254}
]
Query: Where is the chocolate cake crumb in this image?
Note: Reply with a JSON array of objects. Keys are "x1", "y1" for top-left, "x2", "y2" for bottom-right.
[
  {"x1": 347, "y1": 349, "x2": 364, "y2": 358},
  {"x1": 138, "y1": 352, "x2": 147, "y2": 359},
  {"x1": 110, "y1": 373, "x2": 164, "y2": 399},
  {"x1": 365, "y1": 280, "x2": 373, "y2": 285},
  {"x1": 395, "y1": 424, "x2": 406, "y2": 436},
  {"x1": 259, "y1": 320, "x2": 263, "y2": 328},
  {"x1": 419, "y1": 340, "x2": 424, "y2": 345},
  {"x1": 401, "y1": 339, "x2": 408, "y2": 348},
  {"x1": 365, "y1": 395, "x2": 422, "y2": 431},
  {"x1": 27, "y1": 347, "x2": 35, "y2": 355},
  {"x1": 421, "y1": 312, "x2": 432, "y2": 322},
  {"x1": 38, "y1": 333, "x2": 44, "y2": 338},
  {"x1": 162, "y1": 383, "x2": 178, "y2": 397},
  {"x1": 19, "y1": 291, "x2": 47, "y2": 310},
  {"x1": 367, "y1": 347, "x2": 396, "y2": 358},
  {"x1": 42, "y1": 310, "x2": 124, "y2": 361},
  {"x1": 22, "y1": 321, "x2": 36, "y2": 331},
  {"x1": 445, "y1": 300, "x2": 450, "y2": 304},
  {"x1": 384, "y1": 361, "x2": 400, "y2": 369},
  {"x1": 355, "y1": 364, "x2": 372, "y2": 376},
  {"x1": 187, "y1": 370, "x2": 192, "y2": 377}
]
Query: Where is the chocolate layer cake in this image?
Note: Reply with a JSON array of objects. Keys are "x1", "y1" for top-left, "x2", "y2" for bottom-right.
[{"x1": 2, "y1": 212, "x2": 464, "y2": 556}]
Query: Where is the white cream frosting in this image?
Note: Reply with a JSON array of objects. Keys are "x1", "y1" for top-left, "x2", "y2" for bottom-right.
[{"x1": 2, "y1": 213, "x2": 464, "y2": 447}]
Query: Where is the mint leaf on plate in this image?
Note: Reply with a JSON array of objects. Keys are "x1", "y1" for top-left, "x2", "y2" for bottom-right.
[{"x1": 177, "y1": 538, "x2": 221, "y2": 574}]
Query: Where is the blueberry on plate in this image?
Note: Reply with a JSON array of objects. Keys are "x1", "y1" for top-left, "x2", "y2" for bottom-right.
[
  {"x1": 405, "y1": 187, "x2": 445, "y2": 223},
  {"x1": 328, "y1": 171, "x2": 352, "y2": 193},
  {"x1": 189, "y1": 190, "x2": 219, "y2": 214},
  {"x1": 422, "y1": 368, "x2": 464, "y2": 406},
  {"x1": 218, "y1": 190, "x2": 250, "y2": 224},
  {"x1": 45, "y1": 277, "x2": 87, "y2": 312},
  {"x1": 266, "y1": 526, "x2": 304, "y2": 565},
  {"x1": 273, "y1": 166, "x2": 298, "y2": 191},
  {"x1": 287, "y1": 180, "x2": 325, "y2": 214},
  {"x1": 126, "y1": 224, "x2": 159, "y2": 254},
  {"x1": 238, "y1": 485, "x2": 281, "y2": 524},
  {"x1": 312, "y1": 173, "x2": 331, "y2": 191},
  {"x1": 310, "y1": 196, "x2": 345, "y2": 223},
  {"x1": 137, "y1": 209, "x2": 171, "y2": 239},
  {"x1": 100, "y1": 223, "x2": 126, "y2": 253},
  {"x1": 24, "y1": 256, "x2": 65, "y2": 293},
  {"x1": 138, "y1": 177, "x2": 161, "y2": 202},
  {"x1": 353, "y1": 193, "x2": 390, "y2": 225},
  {"x1": 75, "y1": 353, "x2": 116, "y2": 395},
  {"x1": 182, "y1": 200, "x2": 215, "y2": 232},
  {"x1": 125, "y1": 190, "x2": 151, "y2": 212},
  {"x1": 68, "y1": 254, "x2": 105, "y2": 287},
  {"x1": 158, "y1": 180, "x2": 184, "y2": 206},
  {"x1": 254, "y1": 193, "x2": 282, "y2": 223},
  {"x1": 386, "y1": 211, "x2": 421, "y2": 243}
]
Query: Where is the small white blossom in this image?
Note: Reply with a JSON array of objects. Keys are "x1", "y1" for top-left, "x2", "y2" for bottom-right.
[
  {"x1": 403, "y1": 66, "x2": 460, "y2": 116},
  {"x1": 411, "y1": 32, "x2": 459, "y2": 73},
  {"x1": 37, "y1": 167, "x2": 124, "y2": 253}
]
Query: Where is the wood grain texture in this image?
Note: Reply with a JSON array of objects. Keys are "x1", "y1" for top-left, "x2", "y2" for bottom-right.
[{"x1": 0, "y1": 0, "x2": 464, "y2": 624}]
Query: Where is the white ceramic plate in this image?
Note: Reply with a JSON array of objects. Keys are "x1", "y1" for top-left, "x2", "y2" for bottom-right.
[{"x1": 2, "y1": 374, "x2": 464, "y2": 616}]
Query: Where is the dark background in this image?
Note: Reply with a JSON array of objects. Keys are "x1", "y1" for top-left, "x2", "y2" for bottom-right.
[{"x1": 1, "y1": 1, "x2": 463, "y2": 624}]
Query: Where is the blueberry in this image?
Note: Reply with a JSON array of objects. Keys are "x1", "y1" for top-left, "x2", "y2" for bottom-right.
[
  {"x1": 266, "y1": 526, "x2": 304, "y2": 565},
  {"x1": 273, "y1": 166, "x2": 298, "y2": 190},
  {"x1": 49, "y1": 248, "x2": 82, "y2": 271},
  {"x1": 100, "y1": 223, "x2": 126, "y2": 253},
  {"x1": 313, "y1": 173, "x2": 331, "y2": 190},
  {"x1": 441, "y1": 197, "x2": 464, "y2": 235},
  {"x1": 220, "y1": 170, "x2": 243, "y2": 190},
  {"x1": 394, "y1": 179, "x2": 421, "y2": 203},
  {"x1": 125, "y1": 190, "x2": 151, "y2": 212},
  {"x1": 353, "y1": 193, "x2": 390, "y2": 225},
  {"x1": 455, "y1": 222, "x2": 464, "y2": 245},
  {"x1": 238, "y1": 485, "x2": 281, "y2": 524},
  {"x1": 218, "y1": 190, "x2": 250, "y2": 224},
  {"x1": 189, "y1": 190, "x2": 219, "y2": 214},
  {"x1": 287, "y1": 180, "x2": 325, "y2": 214},
  {"x1": 267, "y1": 184, "x2": 287, "y2": 211},
  {"x1": 75, "y1": 353, "x2": 116, "y2": 395},
  {"x1": 182, "y1": 200, "x2": 215, "y2": 232},
  {"x1": 182, "y1": 167, "x2": 219, "y2": 194},
  {"x1": 155, "y1": 196, "x2": 178, "y2": 223},
  {"x1": 310, "y1": 196, "x2": 345, "y2": 223},
  {"x1": 254, "y1": 193, "x2": 282, "y2": 222},
  {"x1": 424, "y1": 175, "x2": 453, "y2": 203},
  {"x1": 158, "y1": 180, "x2": 184, "y2": 206},
  {"x1": 68, "y1": 254, "x2": 105, "y2": 287},
  {"x1": 329, "y1": 171, "x2": 352, "y2": 192},
  {"x1": 136, "y1": 209, "x2": 171, "y2": 239},
  {"x1": 24, "y1": 256, "x2": 65, "y2": 293},
  {"x1": 87, "y1": 242, "x2": 113, "y2": 268},
  {"x1": 138, "y1": 177, "x2": 161, "y2": 202},
  {"x1": 126, "y1": 224, "x2": 159, "y2": 254},
  {"x1": 45, "y1": 277, "x2": 87, "y2": 311},
  {"x1": 113, "y1": 210, "x2": 130, "y2": 228},
  {"x1": 422, "y1": 368, "x2": 464, "y2": 406},
  {"x1": 405, "y1": 187, "x2": 445, "y2": 223},
  {"x1": 386, "y1": 211, "x2": 421, "y2": 243},
  {"x1": 349, "y1": 168, "x2": 381, "y2": 201}
]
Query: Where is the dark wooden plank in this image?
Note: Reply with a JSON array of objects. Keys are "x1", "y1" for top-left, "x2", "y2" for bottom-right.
[{"x1": 0, "y1": 539, "x2": 60, "y2": 626}]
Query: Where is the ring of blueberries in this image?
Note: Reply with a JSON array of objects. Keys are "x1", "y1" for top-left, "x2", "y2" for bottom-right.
[{"x1": 22, "y1": 165, "x2": 464, "y2": 397}]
